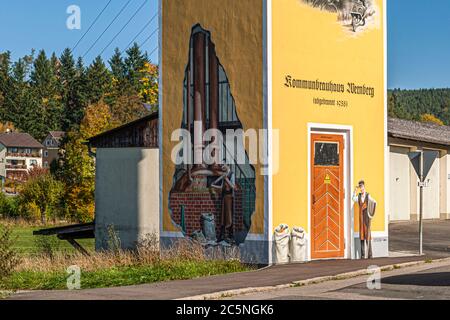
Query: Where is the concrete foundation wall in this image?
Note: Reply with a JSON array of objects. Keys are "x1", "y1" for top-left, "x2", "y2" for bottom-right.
[
  {"x1": 95, "y1": 148, "x2": 160, "y2": 250},
  {"x1": 160, "y1": 236, "x2": 271, "y2": 265}
]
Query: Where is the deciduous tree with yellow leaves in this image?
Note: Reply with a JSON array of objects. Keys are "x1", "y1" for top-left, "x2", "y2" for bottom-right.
[
  {"x1": 139, "y1": 61, "x2": 158, "y2": 108},
  {"x1": 420, "y1": 113, "x2": 444, "y2": 126},
  {"x1": 58, "y1": 100, "x2": 114, "y2": 222}
]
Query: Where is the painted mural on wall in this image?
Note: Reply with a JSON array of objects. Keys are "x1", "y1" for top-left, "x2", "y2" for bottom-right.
[
  {"x1": 301, "y1": 0, "x2": 376, "y2": 32},
  {"x1": 168, "y1": 25, "x2": 256, "y2": 248}
]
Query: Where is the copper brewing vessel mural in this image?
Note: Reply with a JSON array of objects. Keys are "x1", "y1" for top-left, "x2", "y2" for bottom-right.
[{"x1": 169, "y1": 24, "x2": 256, "y2": 247}]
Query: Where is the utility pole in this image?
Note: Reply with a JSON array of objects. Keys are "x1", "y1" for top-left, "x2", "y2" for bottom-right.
[
  {"x1": 419, "y1": 151, "x2": 424, "y2": 256},
  {"x1": 408, "y1": 150, "x2": 438, "y2": 257}
]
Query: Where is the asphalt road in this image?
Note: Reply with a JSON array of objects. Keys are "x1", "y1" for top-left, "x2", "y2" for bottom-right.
[
  {"x1": 228, "y1": 259, "x2": 450, "y2": 300},
  {"x1": 390, "y1": 220, "x2": 450, "y2": 258}
]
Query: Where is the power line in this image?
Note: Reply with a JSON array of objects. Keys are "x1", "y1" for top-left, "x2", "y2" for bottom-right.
[
  {"x1": 140, "y1": 28, "x2": 159, "y2": 50},
  {"x1": 123, "y1": 12, "x2": 158, "y2": 53},
  {"x1": 82, "y1": 0, "x2": 133, "y2": 59},
  {"x1": 125, "y1": 26, "x2": 158, "y2": 54},
  {"x1": 99, "y1": 0, "x2": 149, "y2": 56},
  {"x1": 72, "y1": 0, "x2": 113, "y2": 52},
  {"x1": 148, "y1": 46, "x2": 158, "y2": 59}
]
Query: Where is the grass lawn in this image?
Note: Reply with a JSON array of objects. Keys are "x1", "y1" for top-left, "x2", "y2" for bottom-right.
[
  {"x1": 1, "y1": 221, "x2": 252, "y2": 291},
  {"x1": 11, "y1": 224, "x2": 95, "y2": 256},
  {"x1": 1, "y1": 260, "x2": 249, "y2": 291}
]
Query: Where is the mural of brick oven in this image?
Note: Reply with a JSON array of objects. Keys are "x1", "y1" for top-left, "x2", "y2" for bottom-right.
[
  {"x1": 168, "y1": 24, "x2": 256, "y2": 246},
  {"x1": 170, "y1": 190, "x2": 244, "y2": 239}
]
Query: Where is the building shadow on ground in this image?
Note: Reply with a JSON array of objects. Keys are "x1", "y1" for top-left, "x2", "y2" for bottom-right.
[{"x1": 382, "y1": 272, "x2": 450, "y2": 287}]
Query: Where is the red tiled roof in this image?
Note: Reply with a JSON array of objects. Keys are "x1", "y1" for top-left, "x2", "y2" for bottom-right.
[
  {"x1": 49, "y1": 131, "x2": 66, "y2": 139},
  {"x1": 0, "y1": 132, "x2": 44, "y2": 148}
]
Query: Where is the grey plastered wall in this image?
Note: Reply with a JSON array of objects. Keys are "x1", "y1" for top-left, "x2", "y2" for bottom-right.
[{"x1": 95, "y1": 148, "x2": 160, "y2": 250}]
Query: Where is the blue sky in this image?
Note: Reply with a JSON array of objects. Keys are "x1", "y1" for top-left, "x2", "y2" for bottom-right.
[
  {"x1": 0, "y1": 0, "x2": 159, "y2": 64},
  {"x1": 0, "y1": 1, "x2": 448, "y2": 89},
  {"x1": 388, "y1": 0, "x2": 450, "y2": 89}
]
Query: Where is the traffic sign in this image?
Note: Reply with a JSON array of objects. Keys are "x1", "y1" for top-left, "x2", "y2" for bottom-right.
[
  {"x1": 407, "y1": 150, "x2": 439, "y2": 256},
  {"x1": 408, "y1": 150, "x2": 439, "y2": 181}
]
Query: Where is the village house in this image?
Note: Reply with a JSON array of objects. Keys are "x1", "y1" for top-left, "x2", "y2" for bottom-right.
[
  {"x1": 388, "y1": 117, "x2": 450, "y2": 221},
  {"x1": 0, "y1": 131, "x2": 44, "y2": 184},
  {"x1": 42, "y1": 131, "x2": 66, "y2": 168}
]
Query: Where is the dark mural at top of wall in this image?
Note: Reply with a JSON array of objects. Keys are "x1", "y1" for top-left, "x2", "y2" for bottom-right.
[
  {"x1": 302, "y1": 0, "x2": 377, "y2": 32},
  {"x1": 168, "y1": 25, "x2": 256, "y2": 249}
]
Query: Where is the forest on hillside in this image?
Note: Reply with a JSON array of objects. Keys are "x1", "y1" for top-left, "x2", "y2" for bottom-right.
[{"x1": 388, "y1": 88, "x2": 450, "y2": 126}]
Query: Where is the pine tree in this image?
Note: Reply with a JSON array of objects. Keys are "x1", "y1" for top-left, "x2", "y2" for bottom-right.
[
  {"x1": 1, "y1": 52, "x2": 34, "y2": 131},
  {"x1": 124, "y1": 43, "x2": 147, "y2": 93},
  {"x1": 86, "y1": 56, "x2": 112, "y2": 105},
  {"x1": 0, "y1": 52, "x2": 12, "y2": 123},
  {"x1": 30, "y1": 50, "x2": 53, "y2": 97},
  {"x1": 109, "y1": 48, "x2": 126, "y2": 82},
  {"x1": 29, "y1": 50, "x2": 63, "y2": 139},
  {"x1": 60, "y1": 49, "x2": 86, "y2": 131},
  {"x1": 73, "y1": 57, "x2": 89, "y2": 123},
  {"x1": 109, "y1": 48, "x2": 127, "y2": 105},
  {"x1": 8, "y1": 58, "x2": 31, "y2": 129}
]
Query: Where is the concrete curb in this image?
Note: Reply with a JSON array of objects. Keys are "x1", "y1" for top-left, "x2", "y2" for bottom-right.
[{"x1": 178, "y1": 257, "x2": 450, "y2": 300}]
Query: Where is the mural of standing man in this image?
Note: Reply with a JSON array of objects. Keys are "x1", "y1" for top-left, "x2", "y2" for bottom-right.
[
  {"x1": 211, "y1": 165, "x2": 237, "y2": 244},
  {"x1": 352, "y1": 180, "x2": 377, "y2": 259}
]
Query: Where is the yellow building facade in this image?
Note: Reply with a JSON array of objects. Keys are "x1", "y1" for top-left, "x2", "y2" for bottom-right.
[{"x1": 160, "y1": 0, "x2": 387, "y2": 264}]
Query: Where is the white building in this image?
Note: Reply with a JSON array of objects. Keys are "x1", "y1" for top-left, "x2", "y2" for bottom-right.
[
  {"x1": 388, "y1": 118, "x2": 450, "y2": 221},
  {"x1": 0, "y1": 132, "x2": 44, "y2": 184},
  {"x1": 42, "y1": 131, "x2": 65, "y2": 168}
]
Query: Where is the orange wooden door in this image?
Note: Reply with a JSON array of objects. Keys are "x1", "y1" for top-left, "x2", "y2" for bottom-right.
[{"x1": 311, "y1": 134, "x2": 345, "y2": 259}]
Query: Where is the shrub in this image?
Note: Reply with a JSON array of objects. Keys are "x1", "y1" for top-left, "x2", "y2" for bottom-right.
[
  {"x1": 0, "y1": 193, "x2": 19, "y2": 218},
  {"x1": 19, "y1": 173, "x2": 64, "y2": 224},
  {"x1": 27, "y1": 166, "x2": 49, "y2": 180},
  {"x1": 20, "y1": 202, "x2": 41, "y2": 220},
  {"x1": 34, "y1": 235, "x2": 60, "y2": 260},
  {"x1": 0, "y1": 224, "x2": 20, "y2": 279}
]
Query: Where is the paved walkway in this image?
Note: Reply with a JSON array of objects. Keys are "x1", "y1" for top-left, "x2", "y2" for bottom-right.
[{"x1": 9, "y1": 256, "x2": 431, "y2": 300}]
